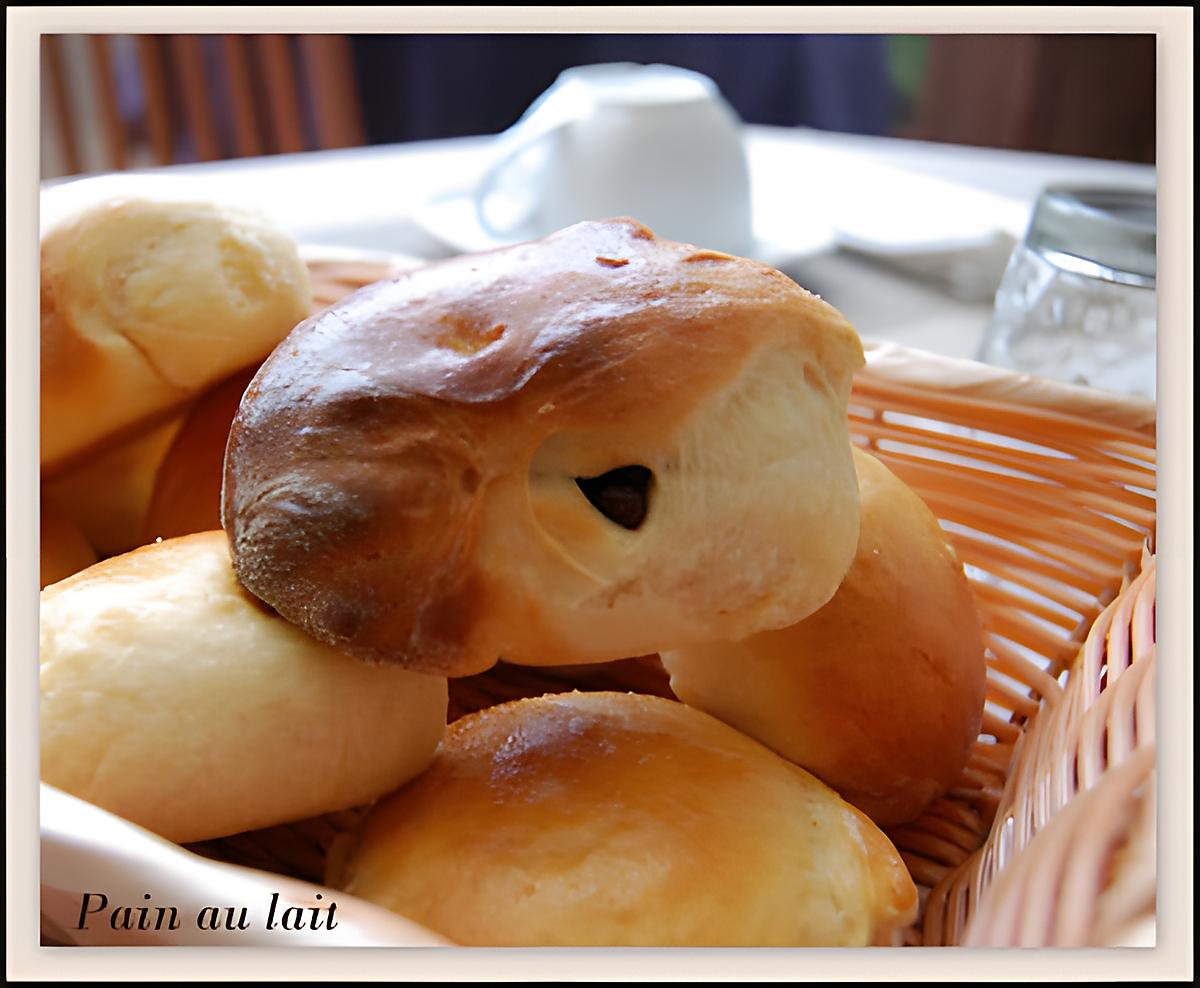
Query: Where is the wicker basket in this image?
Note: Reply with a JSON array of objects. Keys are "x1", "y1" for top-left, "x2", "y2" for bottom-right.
[{"x1": 46, "y1": 255, "x2": 1159, "y2": 948}]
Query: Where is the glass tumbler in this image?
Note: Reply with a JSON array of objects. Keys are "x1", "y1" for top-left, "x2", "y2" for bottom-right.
[{"x1": 978, "y1": 187, "x2": 1156, "y2": 399}]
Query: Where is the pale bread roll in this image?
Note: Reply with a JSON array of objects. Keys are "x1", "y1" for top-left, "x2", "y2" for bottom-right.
[
  {"x1": 40, "y1": 499, "x2": 97, "y2": 589},
  {"x1": 40, "y1": 198, "x2": 311, "y2": 475},
  {"x1": 39, "y1": 532, "x2": 448, "y2": 844},
  {"x1": 662, "y1": 447, "x2": 987, "y2": 825},
  {"x1": 224, "y1": 218, "x2": 865, "y2": 676},
  {"x1": 331, "y1": 691, "x2": 917, "y2": 946}
]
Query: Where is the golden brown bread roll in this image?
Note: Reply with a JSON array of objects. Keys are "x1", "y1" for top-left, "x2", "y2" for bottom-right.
[
  {"x1": 40, "y1": 499, "x2": 98, "y2": 589},
  {"x1": 144, "y1": 367, "x2": 257, "y2": 541},
  {"x1": 39, "y1": 532, "x2": 448, "y2": 844},
  {"x1": 661, "y1": 447, "x2": 988, "y2": 825},
  {"x1": 331, "y1": 691, "x2": 918, "y2": 946},
  {"x1": 40, "y1": 198, "x2": 311, "y2": 475},
  {"x1": 224, "y1": 218, "x2": 865, "y2": 676},
  {"x1": 41, "y1": 416, "x2": 184, "y2": 558}
]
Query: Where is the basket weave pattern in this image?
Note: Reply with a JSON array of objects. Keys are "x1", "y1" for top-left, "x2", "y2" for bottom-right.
[
  {"x1": 846, "y1": 349, "x2": 1156, "y2": 946},
  {"x1": 193, "y1": 259, "x2": 1158, "y2": 947}
]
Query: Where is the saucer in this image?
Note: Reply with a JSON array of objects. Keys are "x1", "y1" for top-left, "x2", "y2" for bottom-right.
[{"x1": 410, "y1": 187, "x2": 839, "y2": 265}]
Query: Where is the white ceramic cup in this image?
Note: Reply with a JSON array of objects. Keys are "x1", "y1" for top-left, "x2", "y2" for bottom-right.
[{"x1": 474, "y1": 63, "x2": 753, "y2": 256}]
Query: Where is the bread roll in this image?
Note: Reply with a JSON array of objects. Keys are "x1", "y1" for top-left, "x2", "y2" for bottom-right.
[
  {"x1": 662, "y1": 447, "x2": 987, "y2": 825},
  {"x1": 40, "y1": 198, "x2": 311, "y2": 475},
  {"x1": 144, "y1": 257, "x2": 432, "y2": 542},
  {"x1": 224, "y1": 218, "x2": 865, "y2": 676},
  {"x1": 39, "y1": 532, "x2": 448, "y2": 843},
  {"x1": 145, "y1": 367, "x2": 256, "y2": 541},
  {"x1": 40, "y1": 499, "x2": 97, "y2": 589},
  {"x1": 42, "y1": 415, "x2": 183, "y2": 558},
  {"x1": 332, "y1": 692, "x2": 917, "y2": 946}
]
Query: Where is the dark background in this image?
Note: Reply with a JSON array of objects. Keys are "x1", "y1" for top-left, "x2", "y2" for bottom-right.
[
  {"x1": 349, "y1": 34, "x2": 1156, "y2": 162},
  {"x1": 41, "y1": 33, "x2": 1157, "y2": 180},
  {"x1": 351, "y1": 35, "x2": 899, "y2": 143}
]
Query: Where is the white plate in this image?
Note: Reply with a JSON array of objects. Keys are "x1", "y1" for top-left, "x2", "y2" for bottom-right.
[{"x1": 410, "y1": 187, "x2": 838, "y2": 265}]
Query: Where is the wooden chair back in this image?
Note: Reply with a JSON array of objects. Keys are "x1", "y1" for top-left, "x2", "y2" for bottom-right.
[
  {"x1": 41, "y1": 34, "x2": 366, "y2": 177},
  {"x1": 903, "y1": 35, "x2": 1155, "y2": 164}
]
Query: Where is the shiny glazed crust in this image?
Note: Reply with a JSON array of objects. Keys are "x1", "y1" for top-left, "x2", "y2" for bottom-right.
[
  {"x1": 332, "y1": 691, "x2": 918, "y2": 946},
  {"x1": 662, "y1": 447, "x2": 988, "y2": 825},
  {"x1": 224, "y1": 218, "x2": 865, "y2": 676}
]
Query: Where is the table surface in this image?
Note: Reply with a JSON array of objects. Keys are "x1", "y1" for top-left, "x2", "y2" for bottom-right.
[{"x1": 43, "y1": 124, "x2": 1156, "y2": 364}]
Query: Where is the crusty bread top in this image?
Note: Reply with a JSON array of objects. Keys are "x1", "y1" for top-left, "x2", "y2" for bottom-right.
[
  {"x1": 334, "y1": 691, "x2": 917, "y2": 946},
  {"x1": 224, "y1": 218, "x2": 865, "y2": 676}
]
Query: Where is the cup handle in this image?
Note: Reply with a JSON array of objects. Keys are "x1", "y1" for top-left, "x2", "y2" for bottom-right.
[{"x1": 474, "y1": 76, "x2": 593, "y2": 240}]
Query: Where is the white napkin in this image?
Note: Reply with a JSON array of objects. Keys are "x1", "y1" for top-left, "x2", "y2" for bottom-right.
[
  {"x1": 747, "y1": 140, "x2": 1033, "y2": 303},
  {"x1": 40, "y1": 785, "x2": 446, "y2": 946}
]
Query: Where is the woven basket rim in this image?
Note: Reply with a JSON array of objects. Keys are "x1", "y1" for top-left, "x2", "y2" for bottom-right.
[{"x1": 858, "y1": 339, "x2": 1156, "y2": 435}]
